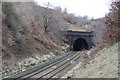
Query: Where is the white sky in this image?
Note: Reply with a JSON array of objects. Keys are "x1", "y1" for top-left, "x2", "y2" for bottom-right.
[{"x1": 34, "y1": 0, "x2": 112, "y2": 19}]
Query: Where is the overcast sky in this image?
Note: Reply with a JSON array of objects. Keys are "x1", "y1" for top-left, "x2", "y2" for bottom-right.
[{"x1": 34, "y1": 0, "x2": 112, "y2": 19}]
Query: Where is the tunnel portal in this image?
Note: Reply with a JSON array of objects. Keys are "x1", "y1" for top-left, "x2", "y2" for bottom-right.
[
  {"x1": 73, "y1": 38, "x2": 88, "y2": 51},
  {"x1": 66, "y1": 30, "x2": 94, "y2": 51}
]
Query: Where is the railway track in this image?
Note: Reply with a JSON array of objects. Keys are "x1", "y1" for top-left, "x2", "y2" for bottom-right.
[{"x1": 4, "y1": 51, "x2": 87, "y2": 80}]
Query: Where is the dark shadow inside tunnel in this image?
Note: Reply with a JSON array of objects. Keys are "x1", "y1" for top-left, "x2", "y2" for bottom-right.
[{"x1": 73, "y1": 38, "x2": 88, "y2": 51}]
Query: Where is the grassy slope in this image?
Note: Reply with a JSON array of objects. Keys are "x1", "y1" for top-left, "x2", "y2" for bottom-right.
[{"x1": 63, "y1": 42, "x2": 119, "y2": 78}]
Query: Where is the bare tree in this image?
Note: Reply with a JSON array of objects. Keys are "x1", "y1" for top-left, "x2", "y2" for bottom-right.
[{"x1": 42, "y1": 2, "x2": 56, "y2": 33}]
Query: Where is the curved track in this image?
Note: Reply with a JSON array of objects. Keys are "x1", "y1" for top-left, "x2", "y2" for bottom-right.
[{"x1": 4, "y1": 51, "x2": 87, "y2": 80}]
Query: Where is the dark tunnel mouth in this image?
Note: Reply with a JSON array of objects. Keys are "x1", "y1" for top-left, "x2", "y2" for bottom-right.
[{"x1": 73, "y1": 38, "x2": 88, "y2": 51}]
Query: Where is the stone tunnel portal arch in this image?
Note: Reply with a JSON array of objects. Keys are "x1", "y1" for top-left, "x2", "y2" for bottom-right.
[{"x1": 73, "y1": 38, "x2": 88, "y2": 51}]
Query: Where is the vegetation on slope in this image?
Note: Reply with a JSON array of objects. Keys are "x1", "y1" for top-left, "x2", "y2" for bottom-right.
[
  {"x1": 2, "y1": 2, "x2": 64, "y2": 68},
  {"x1": 1, "y1": 52, "x2": 58, "y2": 78},
  {"x1": 1, "y1": 1, "x2": 109, "y2": 79},
  {"x1": 103, "y1": 1, "x2": 120, "y2": 43},
  {"x1": 63, "y1": 1, "x2": 120, "y2": 78},
  {"x1": 2, "y1": 2, "x2": 93, "y2": 68},
  {"x1": 63, "y1": 42, "x2": 119, "y2": 78}
]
